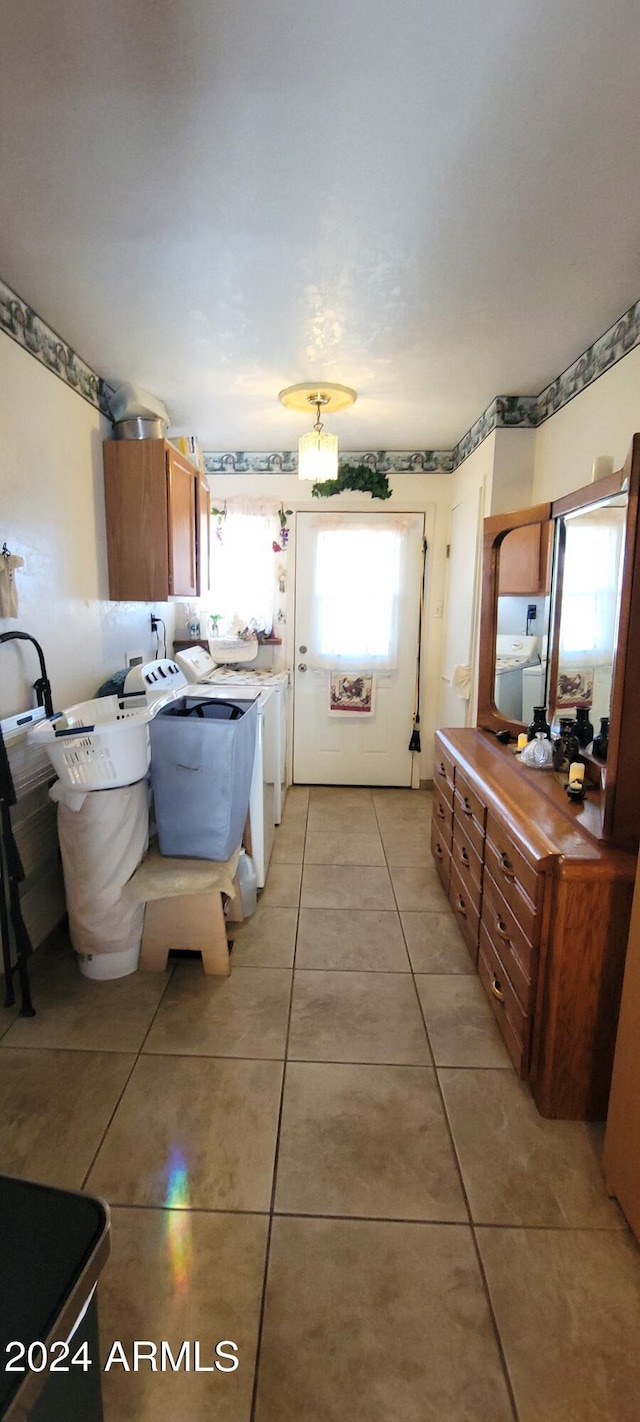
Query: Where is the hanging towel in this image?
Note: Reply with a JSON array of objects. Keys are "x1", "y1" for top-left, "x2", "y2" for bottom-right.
[
  {"x1": 451, "y1": 664, "x2": 472, "y2": 700},
  {"x1": 0, "y1": 552, "x2": 24, "y2": 619}
]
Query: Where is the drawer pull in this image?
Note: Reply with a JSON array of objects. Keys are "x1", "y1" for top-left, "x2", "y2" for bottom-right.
[
  {"x1": 456, "y1": 896, "x2": 467, "y2": 918},
  {"x1": 434, "y1": 842, "x2": 443, "y2": 859},
  {"x1": 495, "y1": 915, "x2": 511, "y2": 943},
  {"x1": 462, "y1": 797, "x2": 473, "y2": 815},
  {"x1": 437, "y1": 802, "x2": 445, "y2": 820},
  {"x1": 460, "y1": 846, "x2": 470, "y2": 865},
  {"x1": 490, "y1": 975, "x2": 505, "y2": 1003},
  {"x1": 499, "y1": 850, "x2": 516, "y2": 882},
  {"x1": 438, "y1": 762, "x2": 447, "y2": 778}
]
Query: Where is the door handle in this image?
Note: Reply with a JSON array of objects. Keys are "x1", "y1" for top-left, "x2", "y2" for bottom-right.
[{"x1": 298, "y1": 663, "x2": 307, "y2": 673}]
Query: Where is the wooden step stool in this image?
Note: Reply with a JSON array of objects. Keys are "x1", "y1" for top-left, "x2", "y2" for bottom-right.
[{"x1": 122, "y1": 841, "x2": 242, "y2": 976}]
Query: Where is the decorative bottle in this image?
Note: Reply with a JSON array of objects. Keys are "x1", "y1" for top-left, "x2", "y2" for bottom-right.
[
  {"x1": 552, "y1": 716, "x2": 580, "y2": 772},
  {"x1": 592, "y1": 717, "x2": 610, "y2": 762},
  {"x1": 527, "y1": 706, "x2": 550, "y2": 742},
  {"x1": 575, "y1": 707, "x2": 594, "y2": 749}
]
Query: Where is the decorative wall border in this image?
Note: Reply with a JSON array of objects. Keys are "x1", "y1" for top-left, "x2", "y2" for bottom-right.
[
  {"x1": 0, "y1": 277, "x2": 113, "y2": 417},
  {"x1": 203, "y1": 449, "x2": 454, "y2": 475},
  {"x1": 2, "y1": 271, "x2": 639, "y2": 468}
]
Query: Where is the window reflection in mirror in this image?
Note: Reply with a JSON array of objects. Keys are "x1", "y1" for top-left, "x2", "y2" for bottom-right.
[
  {"x1": 554, "y1": 496, "x2": 627, "y2": 741},
  {"x1": 493, "y1": 522, "x2": 553, "y2": 724}
]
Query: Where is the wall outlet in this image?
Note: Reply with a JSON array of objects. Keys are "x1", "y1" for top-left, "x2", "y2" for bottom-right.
[{"x1": 126, "y1": 650, "x2": 144, "y2": 668}]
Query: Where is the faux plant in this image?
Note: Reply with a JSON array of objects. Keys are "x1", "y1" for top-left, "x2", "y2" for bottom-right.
[
  {"x1": 273, "y1": 503, "x2": 293, "y2": 552},
  {"x1": 211, "y1": 503, "x2": 227, "y2": 542},
  {"x1": 311, "y1": 463, "x2": 392, "y2": 501}
]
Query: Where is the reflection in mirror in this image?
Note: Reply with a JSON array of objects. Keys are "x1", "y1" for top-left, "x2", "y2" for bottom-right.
[
  {"x1": 493, "y1": 523, "x2": 553, "y2": 724},
  {"x1": 554, "y1": 497, "x2": 627, "y2": 746}
]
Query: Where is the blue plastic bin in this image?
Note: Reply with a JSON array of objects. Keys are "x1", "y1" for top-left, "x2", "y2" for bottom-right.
[{"x1": 149, "y1": 696, "x2": 257, "y2": 860}]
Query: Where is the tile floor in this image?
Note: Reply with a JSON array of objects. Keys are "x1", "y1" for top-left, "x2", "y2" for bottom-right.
[{"x1": 2, "y1": 785, "x2": 640, "y2": 1419}]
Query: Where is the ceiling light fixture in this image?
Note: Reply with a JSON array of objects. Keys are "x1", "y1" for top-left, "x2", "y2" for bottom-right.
[{"x1": 279, "y1": 382, "x2": 357, "y2": 482}]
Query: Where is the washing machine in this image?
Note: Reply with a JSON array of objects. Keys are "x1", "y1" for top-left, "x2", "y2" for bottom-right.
[
  {"x1": 522, "y1": 661, "x2": 548, "y2": 729},
  {"x1": 175, "y1": 645, "x2": 289, "y2": 822},
  {"x1": 123, "y1": 660, "x2": 275, "y2": 886},
  {"x1": 494, "y1": 635, "x2": 541, "y2": 720}
]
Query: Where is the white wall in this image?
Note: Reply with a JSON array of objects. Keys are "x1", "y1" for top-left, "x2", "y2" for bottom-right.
[
  {"x1": 533, "y1": 346, "x2": 640, "y2": 503},
  {"x1": 0, "y1": 333, "x2": 175, "y2": 718},
  {"x1": 208, "y1": 471, "x2": 452, "y2": 781}
]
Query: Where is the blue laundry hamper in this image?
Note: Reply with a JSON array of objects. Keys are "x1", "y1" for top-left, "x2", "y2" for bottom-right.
[{"x1": 149, "y1": 697, "x2": 257, "y2": 860}]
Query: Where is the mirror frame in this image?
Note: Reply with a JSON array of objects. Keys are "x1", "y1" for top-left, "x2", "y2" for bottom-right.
[
  {"x1": 476, "y1": 435, "x2": 640, "y2": 848},
  {"x1": 477, "y1": 501, "x2": 552, "y2": 738}
]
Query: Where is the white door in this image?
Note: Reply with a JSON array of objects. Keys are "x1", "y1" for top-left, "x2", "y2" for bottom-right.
[
  {"x1": 293, "y1": 512, "x2": 425, "y2": 785},
  {"x1": 439, "y1": 488, "x2": 484, "y2": 728}
]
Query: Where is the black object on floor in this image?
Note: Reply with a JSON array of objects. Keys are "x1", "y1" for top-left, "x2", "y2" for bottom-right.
[{"x1": 0, "y1": 1175, "x2": 109, "y2": 1421}]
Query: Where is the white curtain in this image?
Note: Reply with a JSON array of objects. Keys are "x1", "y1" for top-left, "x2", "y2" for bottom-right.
[
  {"x1": 208, "y1": 498, "x2": 279, "y2": 633},
  {"x1": 308, "y1": 515, "x2": 408, "y2": 670},
  {"x1": 559, "y1": 510, "x2": 625, "y2": 662}
]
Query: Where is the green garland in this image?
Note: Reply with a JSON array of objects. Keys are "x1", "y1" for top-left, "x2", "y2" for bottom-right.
[{"x1": 312, "y1": 462, "x2": 392, "y2": 501}]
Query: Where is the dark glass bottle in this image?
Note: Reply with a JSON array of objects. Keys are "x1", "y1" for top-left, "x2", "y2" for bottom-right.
[
  {"x1": 592, "y1": 716, "x2": 610, "y2": 762},
  {"x1": 552, "y1": 716, "x2": 581, "y2": 771},
  {"x1": 575, "y1": 707, "x2": 594, "y2": 749},
  {"x1": 527, "y1": 706, "x2": 550, "y2": 742}
]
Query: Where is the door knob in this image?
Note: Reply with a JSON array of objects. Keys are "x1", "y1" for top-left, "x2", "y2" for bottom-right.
[{"x1": 298, "y1": 663, "x2": 307, "y2": 673}]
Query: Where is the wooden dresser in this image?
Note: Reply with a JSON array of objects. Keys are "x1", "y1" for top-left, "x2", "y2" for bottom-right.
[{"x1": 432, "y1": 728, "x2": 636, "y2": 1120}]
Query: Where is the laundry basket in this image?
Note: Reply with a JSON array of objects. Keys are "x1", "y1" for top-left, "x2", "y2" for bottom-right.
[
  {"x1": 29, "y1": 695, "x2": 156, "y2": 790},
  {"x1": 150, "y1": 696, "x2": 258, "y2": 860}
]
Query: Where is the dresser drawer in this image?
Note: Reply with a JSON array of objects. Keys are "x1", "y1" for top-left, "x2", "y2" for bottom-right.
[
  {"x1": 431, "y1": 818, "x2": 451, "y2": 893},
  {"x1": 432, "y1": 786, "x2": 453, "y2": 842},
  {"x1": 434, "y1": 740, "x2": 455, "y2": 809},
  {"x1": 454, "y1": 772, "x2": 486, "y2": 860},
  {"x1": 485, "y1": 809, "x2": 539, "y2": 910},
  {"x1": 452, "y1": 816, "x2": 483, "y2": 897},
  {"x1": 481, "y1": 869, "x2": 534, "y2": 1010},
  {"x1": 449, "y1": 859, "x2": 480, "y2": 964},
  {"x1": 478, "y1": 927, "x2": 529, "y2": 1075}
]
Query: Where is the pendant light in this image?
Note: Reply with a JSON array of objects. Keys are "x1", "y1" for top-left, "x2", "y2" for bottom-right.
[{"x1": 279, "y1": 382, "x2": 357, "y2": 481}]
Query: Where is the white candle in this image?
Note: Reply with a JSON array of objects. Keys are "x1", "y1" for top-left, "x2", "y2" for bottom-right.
[{"x1": 569, "y1": 762, "x2": 585, "y2": 783}]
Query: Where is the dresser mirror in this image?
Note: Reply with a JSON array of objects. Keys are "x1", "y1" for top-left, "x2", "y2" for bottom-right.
[
  {"x1": 548, "y1": 494, "x2": 627, "y2": 741},
  {"x1": 477, "y1": 435, "x2": 640, "y2": 847}
]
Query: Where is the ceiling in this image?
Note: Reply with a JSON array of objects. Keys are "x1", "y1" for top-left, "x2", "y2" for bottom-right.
[{"x1": 1, "y1": 0, "x2": 639, "y2": 451}]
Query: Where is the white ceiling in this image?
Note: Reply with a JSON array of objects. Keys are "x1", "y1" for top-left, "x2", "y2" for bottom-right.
[{"x1": 1, "y1": 0, "x2": 639, "y2": 450}]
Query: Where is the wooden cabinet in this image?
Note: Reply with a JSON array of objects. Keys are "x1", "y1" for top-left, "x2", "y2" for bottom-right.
[
  {"x1": 432, "y1": 728, "x2": 635, "y2": 1119},
  {"x1": 103, "y1": 439, "x2": 210, "y2": 601},
  {"x1": 498, "y1": 522, "x2": 550, "y2": 594}
]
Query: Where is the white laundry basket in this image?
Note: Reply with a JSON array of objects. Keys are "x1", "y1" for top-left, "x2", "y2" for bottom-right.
[{"x1": 29, "y1": 695, "x2": 155, "y2": 790}]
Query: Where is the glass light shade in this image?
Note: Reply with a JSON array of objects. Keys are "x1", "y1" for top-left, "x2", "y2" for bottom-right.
[{"x1": 298, "y1": 428, "x2": 338, "y2": 482}]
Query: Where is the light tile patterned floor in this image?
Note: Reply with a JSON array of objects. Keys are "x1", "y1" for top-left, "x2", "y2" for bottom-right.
[{"x1": 2, "y1": 784, "x2": 640, "y2": 1421}]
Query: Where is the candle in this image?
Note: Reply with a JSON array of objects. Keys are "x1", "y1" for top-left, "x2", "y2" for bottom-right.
[
  {"x1": 517, "y1": 733, "x2": 528, "y2": 751},
  {"x1": 569, "y1": 762, "x2": 585, "y2": 783}
]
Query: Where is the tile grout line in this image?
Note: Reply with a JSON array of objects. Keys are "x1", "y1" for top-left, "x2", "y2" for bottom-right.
[
  {"x1": 248, "y1": 789, "x2": 309, "y2": 1422},
  {"x1": 376, "y1": 792, "x2": 520, "y2": 1422},
  {"x1": 79, "y1": 960, "x2": 178, "y2": 1192}
]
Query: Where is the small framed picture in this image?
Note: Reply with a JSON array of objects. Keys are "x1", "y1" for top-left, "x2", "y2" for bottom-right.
[
  {"x1": 329, "y1": 672, "x2": 375, "y2": 715},
  {"x1": 556, "y1": 668, "x2": 594, "y2": 708}
]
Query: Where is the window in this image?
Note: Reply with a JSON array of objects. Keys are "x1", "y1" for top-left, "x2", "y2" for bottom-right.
[
  {"x1": 309, "y1": 518, "x2": 405, "y2": 670},
  {"x1": 208, "y1": 501, "x2": 279, "y2": 633},
  {"x1": 559, "y1": 511, "x2": 624, "y2": 660}
]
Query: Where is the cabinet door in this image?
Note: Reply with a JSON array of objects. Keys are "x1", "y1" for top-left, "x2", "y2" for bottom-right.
[
  {"x1": 166, "y1": 450, "x2": 198, "y2": 596},
  {"x1": 498, "y1": 524, "x2": 542, "y2": 595},
  {"x1": 197, "y1": 473, "x2": 210, "y2": 597}
]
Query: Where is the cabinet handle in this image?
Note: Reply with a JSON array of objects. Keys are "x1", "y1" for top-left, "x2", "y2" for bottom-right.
[
  {"x1": 456, "y1": 896, "x2": 467, "y2": 917},
  {"x1": 490, "y1": 975, "x2": 505, "y2": 1003},
  {"x1": 499, "y1": 850, "x2": 516, "y2": 881},
  {"x1": 495, "y1": 915, "x2": 511, "y2": 943}
]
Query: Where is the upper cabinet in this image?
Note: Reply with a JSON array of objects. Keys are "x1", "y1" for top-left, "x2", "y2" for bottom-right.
[
  {"x1": 498, "y1": 521, "x2": 552, "y2": 595},
  {"x1": 477, "y1": 435, "x2": 640, "y2": 850},
  {"x1": 103, "y1": 439, "x2": 210, "y2": 601}
]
